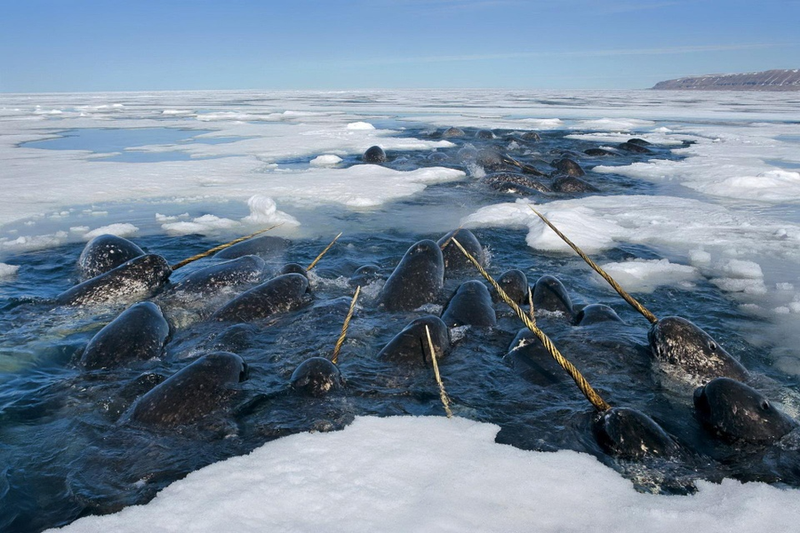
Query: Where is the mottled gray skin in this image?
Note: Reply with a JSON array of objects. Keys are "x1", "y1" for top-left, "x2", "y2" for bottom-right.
[
  {"x1": 521, "y1": 131, "x2": 541, "y2": 142},
  {"x1": 648, "y1": 316, "x2": 748, "y2": 384},
  {"x1": 574, "y1": 304, "x2": 623, "y2": 326},
  {"x1": 627, "y1": 138, "x2": 651, "y2": 146},
  {"x1": 171, "y1": 255, "x2": 265, "y2": 295},
  {"x1": 363, "y1": 145, "x2": 387, "y2": 163},
  {"x1": 214, "y1": 235, "x2": 289, "y2": 260},
  {"x1": 475, "y1": 129, "x2": 495, "y2": 139},
  {"x1": 552, "y1": 158, "x2": 585, "y2": 177},
  {"x1": 437, "y1": 229, "x2": 485, "y2": 274},
  {"x1": 618, "y1": 141, "x2": 652, "y2": 154},
  {"x1": 290, "y1": 357, "x2": 344, "y2": 397},
  {"x1": 442, "y1": 127, "x2": 465, "y2": 138},
  {"x1": 694, "y1": 377, "x2": 798, "y2": 444},
  {"x1": 482, "y1": 172, "x2": 551, "y2": 194},
  {"x1": 79, "y1": 301, "x2": 170, "y2": 370},
  {"x1": 57, "y1": 254, "x2": 172, "y2": 307},
  {"x1": 376, "y1": 315, "x2": 450, "y2": 366},
  {"x1": 209, "y1": 324, "x2": 258, "y2": 352},
  {"x1": 593, "y1": 407, "x2": 680, "y2": 459},
  {"x1": 551, "y1": 176, "x2": 599, "y2": 193},
  {"x1": 211, "y1": 273, "x2": 311, "y2": 322},
  {"x1": 441, "y1": 280, "x2": 497, "y2": 328},
  {"x1": 128, "y1": 352, "x2": 247, "y2": 428},
  {"x1": 280, "y1": 262, "x2": 308, "y2": 278},
  {"x1": 77, "y1": 234, "x2": 145, "y2": 280},
  {"x1": 476, "y1": 149, "x2": 506, "y2": 171},
  {"x1": 493, "y1": 269, "x2": 528, "y2": 305},
  {"x1": 427, "y1": 151, "x2": 449, "y2": 163},
  {"x1": 457, "y1": 144, "x2": 478, "y2": 161},
  {"x1": 532, "y1": 275, "x2": 574, "y2": 317},
  {"x1": 503, "y1": 328, "x2": 562, "y2": 386},
  {"x1": 349, "y1": 263, "x2": 381, "y2": 288},
  {"x1": 584, "y1": 148, "x2": 618, "y2": 157},
  {"x1": 377, "y1": 240, "x2": 444, "y2": 312}
]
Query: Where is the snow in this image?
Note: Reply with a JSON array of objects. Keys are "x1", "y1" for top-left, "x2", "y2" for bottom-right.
[
  {"x1": 161, "y1": 215, "x2": 242, "y2": 236},
  {"x1": 309, "y1": 154, "x2": 343, "y2": 167},
  {"x1": 0, "y1": 104, "x2": 455, "y2": 228},
  {"x1": 51, "y1": 416, "x2": 800, "y2": 533},
  {"x1": 597, "y1": 259, "x2": 699, "y2": 293},
  {"x1": 593, "y1": 122, "x2": 800, "y2": 203},
  {"x1": 83, "y1": 223, "x2": 139, "y2": 240},
  {"x1": 462, "y1": 195, "x2": 800, "y2": 275},
  {"x1": 159, "y1": 196, "x2": 300, "y2": 236},
  {"x1": 571, "y1": 118, "x2": 656, "y2": 131},
  {"x1": 346, "y1": 121, "x2": 376, "y2": 130},
  {"x1": 244, "y1": 165, "x2": 465, "y2": 208},
  {"x1": 241, "y1": 195, "x2": 300, "y2": 227}
]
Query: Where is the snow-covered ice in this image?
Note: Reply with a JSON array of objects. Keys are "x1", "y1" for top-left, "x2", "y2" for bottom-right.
[{"x1": 51, "y1": 416, "x2": 800, "y2": 533}]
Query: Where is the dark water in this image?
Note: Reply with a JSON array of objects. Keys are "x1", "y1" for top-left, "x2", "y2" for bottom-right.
[{"x1": 2, "y1": 128, "x2": 799, "y2": 532}]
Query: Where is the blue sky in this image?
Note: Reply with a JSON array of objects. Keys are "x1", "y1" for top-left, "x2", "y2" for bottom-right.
[{"x1": 1, "y1": 0, "x2": 798, "y2": 92}]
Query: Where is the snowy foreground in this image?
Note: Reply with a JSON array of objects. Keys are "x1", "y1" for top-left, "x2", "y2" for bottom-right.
[{"x1": 52, "y1": 416, "x2": 797, "y2": 532}]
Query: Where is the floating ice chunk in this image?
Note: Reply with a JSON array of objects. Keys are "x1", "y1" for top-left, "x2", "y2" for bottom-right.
[
  {"x1": 33, "y1": 108, "x2": 63, "y2": 115},
  {"x1": 83, "y1": 223, "x2": 139, "y2": 240},
  {"x1": 526, "y1": 206, "x2": 622, "y2": 253},
  {"x1": 0, "y1": 231, "x2": 69, "y2": 253},
  {"x1": 594, "y1": 126, "x2": 800, "y2": 203},
  {"x1": 711, "y1": 259, "x2": 767, "y2": 294},
  {"x1": 703, "y1": 170, "x2": 800, "y2": 203},
  {"x1": 462, "y1": 200, "x2": 623, "y2": 254},
  {"x1": 518, "y1": 118, "x2": 563, "y2": 129},
  {"x1": 346, "y1": 121, "x2": 375, "y2": 130},
  {"x1": 248, "y1": 166, "x2": 464, "y2": 209},
  {"x1": 689, "y1": 248, "x2": 712, "y2": 266},
  {"x1": 712, "y1": 277, "x2": 768, "y2": 294},
  {"x1": 161, "y1": 215, "x2": 240, "y2": 236},
  {"x1": 309, "y1": 154, "x2": 343, "y2": 167},
  {"x1": 241, "y1": 195, "x2": 300, "y2": 227},
  {"x1": 571, "y1": 118, "x2": 655, "y2": 131},
  {"x1": 598, "y1": 258, "x2": 699, "y2": 293},
  {"x1": 0, "y1": 263, "x2": 20, "y2": 279},
  {"x1": 196, "y1": 111, "x2": 259, "y2": 122},
  {"x1": 70, "y1": 226, "x2": 89, "y2": 234},
  {"x1": 162, "y1": 109, "x2": 193, "y2": 116},
  {"x1": 720, "y1": 259, "x2": 763, "y2": 280}
]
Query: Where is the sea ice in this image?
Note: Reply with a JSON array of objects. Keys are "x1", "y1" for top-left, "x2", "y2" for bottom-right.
[
  {"x1": 83, "y1": 223, "x2": 139, "y2": 240},
  {"x1": 597, "y1": 258, "x2": 699, "y2": 293},
  {"x1": 50, "y1": 416, "x2": 800, "y2": 533},
  {"x1": 309, "y1": 154, "x2": 343, "y2": 167},
  {"x1": 0, "y1": 263, "x2": 19, "y2": 279}
]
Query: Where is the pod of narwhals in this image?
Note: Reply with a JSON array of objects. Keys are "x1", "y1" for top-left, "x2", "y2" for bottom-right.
[
  {"x1": 56, "y1": 220, "x2": 798, "y2": 466},
  {"x1": 360, "y1": 128, "x2": 656, "y2": 197}
]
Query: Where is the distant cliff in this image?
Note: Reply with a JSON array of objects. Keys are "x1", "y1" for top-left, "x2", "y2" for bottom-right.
[{"x1": 652, "y1": 69, "x2": 800, "y2": 91}]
